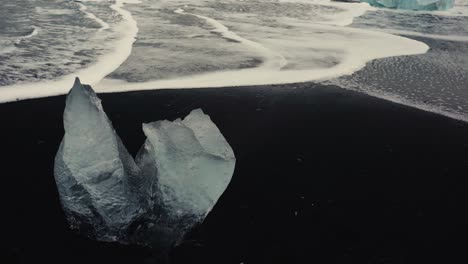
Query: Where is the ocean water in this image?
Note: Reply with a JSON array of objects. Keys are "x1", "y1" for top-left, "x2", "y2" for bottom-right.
[
  {"x1": 327, "y1": 6, "x2": 468, "y2": 120},
  {"x1": 0, "y1": 0, "x2": 115, "y2": 85},
  {"x1": 0, "y1": 0, "x2": 467, "y2": 121}
]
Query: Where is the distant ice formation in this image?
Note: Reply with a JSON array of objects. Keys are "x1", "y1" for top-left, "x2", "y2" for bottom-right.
[
  {"x1": 54, "y1": 78, "x2": 235, "y2": 248},
  {"x1": 360, "y1": 0, "x2": 454, "y2": 10}
]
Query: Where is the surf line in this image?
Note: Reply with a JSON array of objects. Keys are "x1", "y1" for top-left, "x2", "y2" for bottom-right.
[
  {"x1": 174, "y1": 8, "x2": 288, "y2": 70},
  {"x1": 75, "y1": 1, "x2": 110, "y2": 32}
]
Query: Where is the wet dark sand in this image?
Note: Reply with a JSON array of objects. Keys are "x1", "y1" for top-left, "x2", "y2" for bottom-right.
[{"x1": 2, "y1": 83, "x2": 467, "y2": 264}]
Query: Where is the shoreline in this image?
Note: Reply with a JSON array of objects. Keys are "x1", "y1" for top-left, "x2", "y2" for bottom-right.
[{"x1": 4, "y1": 80, "x2": 468, "y2": 124}]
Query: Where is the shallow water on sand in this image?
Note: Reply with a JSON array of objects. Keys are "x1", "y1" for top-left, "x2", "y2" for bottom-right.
[{"x1": 327, "y1": 4, "x2": 468, "y2": 120}]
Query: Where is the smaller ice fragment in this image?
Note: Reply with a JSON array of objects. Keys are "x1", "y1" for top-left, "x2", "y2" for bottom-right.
[
  {"x1": 135, "y1": 109, "x2": 236, "y2": 247},
  {"x1": 360, "y1": 0, "x2": 454, "y2": 10}
]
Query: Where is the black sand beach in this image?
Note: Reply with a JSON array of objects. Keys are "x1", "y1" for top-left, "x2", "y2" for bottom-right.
[{"x1": 2, "y1": 83, "x2": 467, "y2": 263}]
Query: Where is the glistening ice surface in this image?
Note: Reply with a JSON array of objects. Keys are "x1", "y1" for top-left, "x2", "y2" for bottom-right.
[
  {"x1": 1, "y1": 0, "x2": 468, "y2": 121},
  {"x1": 54, "y1": 79, "x2": 235, "y2": 247},
  {"x1": 360, "y1": 0, "x2": 454, "y2": 10},
  {"x1": 135, "y1": 109, "x2": 236, "y2": 248},
  {"x1": 54, "y1": 78, "x2": 145, "y2": 242}
]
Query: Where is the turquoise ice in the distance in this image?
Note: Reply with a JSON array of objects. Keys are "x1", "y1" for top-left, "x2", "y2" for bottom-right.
[{"x1": 360, "y1": 0, "x2": 454, "y2": 10}]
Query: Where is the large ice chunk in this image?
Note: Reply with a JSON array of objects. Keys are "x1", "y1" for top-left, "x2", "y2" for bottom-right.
[
  {"x1": 54, "y1": 79, "x2": 235, "y2": 248},
  {"x1": 54, "y1": 78, "x2": 146, "y2": 241},
  {"x1": 360, "y1": 0, "x2": 454, "y2": 10},
  {"x1": 135, "y1": 109, "x2": 236, "y2": 248}
]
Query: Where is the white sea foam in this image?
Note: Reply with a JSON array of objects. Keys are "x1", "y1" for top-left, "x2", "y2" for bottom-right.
[
  {"x1": 76, "y1": 1, "x2": 110, "y2": 32},
  {"x1": 0, "y1": 27, "x2": 38, "y2": 55},
  {"x1": 94, "y1": 5, "x2": 428, "y2": 93},
  {"x1": 0, "y1": 0, "x2": 140, "y2": 103},
  {"x1": 0, "y1": 0, "x2": 430, "y2": 103},
  {"x1": 18, "y1": 27, "x2": 38, "y2": 41},
  {"x1": 10, "y1": 26, "x2": 39, "y2": 46},
  {"x1": 278, "y1": 0, "x2": 375, "y2": 26},
  {"x1": 174, "y1": 8, "x2": 287, "y2": 70}
]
